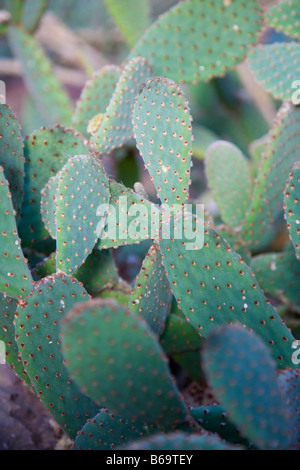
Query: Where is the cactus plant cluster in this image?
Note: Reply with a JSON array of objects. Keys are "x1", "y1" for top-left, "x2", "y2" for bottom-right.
[{"x1": 0, "y1": 0, "x2": 300, "y2": 451}]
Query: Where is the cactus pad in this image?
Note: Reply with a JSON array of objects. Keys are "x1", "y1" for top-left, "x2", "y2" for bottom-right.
[
  {"x1": 74, "y1": 408, "x2": 146, "y2": 450},
  {"x1": 92, "y1": 57, "x2": 153, "y2": 154},
  {"x1": 284, "y1": 163, "x2": 300, "y2": 259},
  {"x1": 0, "y1": 167, "x2": 33, "y2": 298},
  {"x1": 265, "y1": 1, "x2": 300, "y2": 40},
  {"x1": 251, "y1": 250, "x2": 300, "y2": 313},
  {"x1": 130, "y1": 244, "x2": 172, "y2": 336},
  {"x1": 72, "y1": 65, "x2": 121, "y2": 137},
  {"x1": 0, "y1": 104, "x2": 24, "y2": 217},
  {"x1": 130, "y1": 0, "x2": 263, "y2": 84},
  {"x1": 103, "y1": 0, "x2": 150, "y2": 48},
  {"x1": 55, "y1": 155, "x2": 110, "y2": 274},
  {"x1": 14, "y1": 273, "x2": 99, "y2": 438},
  {"x1": 96, "y1": 180, "x2": 160, "y2": 250},
  {"x1": 159, "y1": 214, "x2": 296, "y2": 368},
  {"x1": 205, "y1": 141, "x2": 252, "y2": 227},
  {"x1": 242, "y1": 103, "x2": 300, "y2": 250},
  {"x1": 8, "y1": 26, "x2": 73, "y2": 125},
  {"x1": 202, "y1": 323, "x2": 295, "y2": 449},
  {"x1": 121, "y1": 431, "x2": 242, "y2": 450},
  {"x1": 247, "y1": 42, "x2": 300, "y2": 103},
  {"x1": 18, "y1": 125, "x2": 89, "y2": 246},
  {"x1": 133, "y1": 77, "x2": 193, "y2": 206},
  {"x1": 61, "y1": 298, "x2": 188, "y2": 429}
]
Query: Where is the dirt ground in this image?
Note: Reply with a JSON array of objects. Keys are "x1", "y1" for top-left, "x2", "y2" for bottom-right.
[{"x1": 0, "y1": 365, "x2": 71, "y2": 450}]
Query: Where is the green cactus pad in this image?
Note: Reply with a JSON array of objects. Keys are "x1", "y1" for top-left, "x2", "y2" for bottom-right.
[
  {"x1": 18, "y1": 125, "x2": 89, "y2": 246},
  {"x1": 265, "y1": 1, "x2": 300, "y2": 40},
  {"x1": 160, "y1": 314, "x2": 203, "y2": 355},
  {"x1": 96, "y1": 180, "x2": 160, "y2": 250},
  {"x1": 213, "y1": 224, "x2": 251, "y2": 264},
  {"x1": 32, "y1": 252, "x2": 56, "y2": 280},
  {"x1": 76, "y1": 249, "x2": 119, "y2": 296},
  {"x1": 0, "y1": 294, "x2": 29, "y2": 383},
  {"x1": 8, "y1": 26, "x2": 73, "y2": 126},
  {"x1": 278, "y1": 368, "x2": 300, "y2": 442},
  {"x1": 14, "y1": 273, "x2": 99, "y2": 439},
  {"x1": 205, "y1": 141, "x2": 252, "y2": 227},
  {"x1": 92, "y1": 57, "x2": 153, "y2": 154},
  {"x1": 202, "y1": 323, "x2": 295, "y2": 450},
  {"x1": 74, "y1": 408, "x2": 146, "y2": 450},
  {"x1": 192, "y1": 124, "x2": 219, "y2": 161},
  {"x1": 190, "y1": 405, "x2": 252, "y2": 448},
  {"x1": 130, "y1": 244, "x2": 172, "y2": 336},
  {"x1": 284, "y1": 163, "x2": 300, "y2": 259},
  {"x1": 72, "y1": 65, "x2": 122, "y2": 137},
  {"x1": 22, "y1": 0, "x2": 48, "y2": 33},
  {"x1": 242, "y1": 104, "x2": 300, "y2": 250},
  {"x1": 40, "y1": 172, "x2": 61, "y2": 239},
  {"x1": 103, "y1": 0, "x2": 150, "y2": 48},
  {"x1": 159, "y1": 214, "x2": 295, "y2": 368},
  {"x1": 247, "y1": 42, "x2": 300, "y2": 103},
  {"x1": 99, "y1": 281, "x2": 132, "y2": 307},
  {"x1": 56, "y1": 155, "x2": 110, "y2": 275},
  {"x1": 133, "y1": 77, "x2": 192, "y2": 206},
  {"x1": 0, "y1": 104, "x2": 24, "y2": 217},
  {"x1": 0, "y1": 168, "x2": 33, "y2": 299},
  {"x1": 251, "y1": 250, "x2": 300, "y2": 313},
  {"x1": 129, "y1": 0, "x2": 263, "y2": 84},
  {"x1": 121, "y1": 431, "x2": 243, "y2": 450},
  {"x1": 61, "y1": 298, "x2": 188, "y2": 429}
]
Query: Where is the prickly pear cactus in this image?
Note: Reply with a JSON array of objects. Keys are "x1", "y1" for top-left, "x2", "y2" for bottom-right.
[
  {"x1": 130, "y1": 0, "x2": 263, "y2": 83},
  {"x1": 1, "y1": 0, "x2": 300, "y2": 452},
  {"x1": 284, "y1": 163, "x2": 300, "y2": 259}
]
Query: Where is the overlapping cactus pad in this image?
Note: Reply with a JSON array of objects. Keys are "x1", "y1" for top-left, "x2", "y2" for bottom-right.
[
  {"x1": 0, "y1": 166, "x2": 33, "y2": 299},
  {"x1": 92, "y1": 57, "x2": 153, "y2": 153},
  {"x1": 74, "y1": 409, "x2": 146, "y2": 450},
  {"x1": 130, "y1": 243, "x2": 172, "y2": 336},
  {"x1": 247, "y1": 42, "x2": 300, "y2": 103},
  {"x1": 103, "y1": 0, "x2": 151, "y2": 48},
  {"x1": 205, "y1": 141, "x2": 252, "y2": 227},
  {"x1": 72, "y1": 65, "x2": 122, "y2": 137},
  {"x1": 130, "y1": 0, "x2": 263, "y2": 83},
  {"x1": 202, "y1": 324, "x2": 297, "y2": 449},
  {"x1": 0, "y1": 104, "x2": 24, "y2": 216},
  {"x1": 14, "y1": 273, "x2": 99, "y2": 439},
  {"x1": 19, "y1": 125, "x2": 89, "y2": 246},
  {"x1": 284, "y1": 163, "x2": 300, "y2": 259},
  {"x1": 159, "y1": 214, "x2": 295, "y2": 368},
  {"x1": 133, "y1": 77, "x2": 193, "y2": 206},
  {"x1": 60, "y1": 298, "x2": 188, "y2": 429},
  {"x1": 55, "y1": 155, "x2": 110, "y2": 274},
  {"x1": 265, "y1": 0, "x2": 300, "y2": 40},
  {"x1": 242, "y1": 104, "x2": 300, "y2": 250}
]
